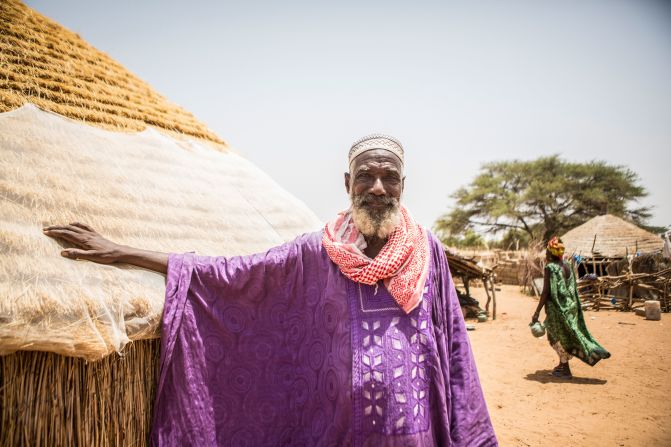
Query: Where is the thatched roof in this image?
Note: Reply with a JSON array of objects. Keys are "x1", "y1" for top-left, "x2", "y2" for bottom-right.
[
  {"x1": 0, "y1": 2, "x2": 323, "y2": 361},
  {"x1": 0, "y1": 0, "x2": 223, "y2": 144},
  {"x1": 561, "y1": 214, "x2": 663, "y2": 258},
  {"x1": 444, "y1": 250, "x2": 495, "y2": 280}
]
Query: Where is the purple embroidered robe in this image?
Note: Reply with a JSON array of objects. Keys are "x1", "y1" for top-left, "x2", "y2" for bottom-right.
[{"x1": 152, "y1": 231, "x2": 497, "y2": 446}]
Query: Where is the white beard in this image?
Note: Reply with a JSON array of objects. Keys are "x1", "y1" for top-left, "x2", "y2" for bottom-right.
[{"x1": 350, "y1": 193, "x2": 401, "y2": 239}]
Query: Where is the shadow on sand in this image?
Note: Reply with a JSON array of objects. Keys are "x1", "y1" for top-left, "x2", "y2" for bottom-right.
[{"x1": 524, "y1": 369, "x2": 607, "y2": 385}]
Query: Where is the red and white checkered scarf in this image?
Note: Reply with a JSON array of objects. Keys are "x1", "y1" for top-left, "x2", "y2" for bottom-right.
[{"x1": 322, "y1": 205, "x2": 429, "y2": 313}]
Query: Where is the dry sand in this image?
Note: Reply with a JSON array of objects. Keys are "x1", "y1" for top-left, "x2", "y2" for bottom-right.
[{"x1": 467, "y1": 285, "x2": 671, "y2": 447}]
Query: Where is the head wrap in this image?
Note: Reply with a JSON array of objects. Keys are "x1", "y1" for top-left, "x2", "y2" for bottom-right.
[
  {"x1": 547, "y1": 236, "x2": 565, "y2": 258},
  {"x1": 348, "y1": 134, "x2": 404, "y2": 167}
]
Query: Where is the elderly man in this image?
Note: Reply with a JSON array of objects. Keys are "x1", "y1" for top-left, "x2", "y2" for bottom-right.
[{"x1": 44, "y1": 135, "x2": 497, "y2": 446}]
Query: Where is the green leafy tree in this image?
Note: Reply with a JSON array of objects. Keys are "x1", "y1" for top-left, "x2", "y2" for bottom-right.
[
  {"x1": 435, "y1": 155, "x2": 658, "y2": 243},
  {"x1": 441, "y1": 229, "x2": 486, "y2": 249},
  {"x1": 488, "y1": 229, "x2": 531, "y2": 250}
]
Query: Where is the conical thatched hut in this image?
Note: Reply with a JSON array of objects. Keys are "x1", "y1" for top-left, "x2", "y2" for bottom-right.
[
  {"x1": 0, "y1": 1, "x2": 321, "y2": 445},
  {"x1": 561, "y1": 214, "x2": 663, "y2": 276}
]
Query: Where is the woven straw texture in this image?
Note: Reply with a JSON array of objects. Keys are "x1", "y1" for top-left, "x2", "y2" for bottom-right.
[
  {"x1": 1, "y1": 339, "x2": 159, "y2": 446},
  {"x1": 0, "y1": 104, "x2": 321, "y2": 361},
  {"x1": 561, "y1": 214, "x2": 663, "y2": 258},
  {"x1": 0, "y1": 0, "x2": 224, "y2": 144}
]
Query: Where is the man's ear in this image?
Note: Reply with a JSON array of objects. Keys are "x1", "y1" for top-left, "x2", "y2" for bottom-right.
[{"x1": 344, "y1": 172, "x2": 351, "y2": 194}]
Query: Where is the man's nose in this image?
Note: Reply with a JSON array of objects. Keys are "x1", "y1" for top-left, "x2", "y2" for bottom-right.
[{"x1": 370, "y1": 177, "x2": 386, "y2": 195}]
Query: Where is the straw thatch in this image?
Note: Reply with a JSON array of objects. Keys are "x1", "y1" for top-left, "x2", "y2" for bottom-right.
[
  {"x1": 0, "y1": 0, "x2": 223, "y2": 144},
  {"x1": 561, "y1": 214, "x2": 663, "y2": 259},
  {"x1": 0, "y1": 2, "x2": 324, "y2": 445},
  {"x1": 0, "y1": 103, "x2": 321, "y2": 361},
  {"x1": 1, "y1": 340, "x2": 160, "y2": 446}
]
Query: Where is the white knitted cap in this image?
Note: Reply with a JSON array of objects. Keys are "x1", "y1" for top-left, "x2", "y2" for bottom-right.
[{"x1": 348, "y1": 134, "x2": 404, "y2": 167}]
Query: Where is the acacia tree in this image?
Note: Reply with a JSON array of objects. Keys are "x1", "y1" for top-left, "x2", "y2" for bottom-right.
[{"x1": 434, "y1": 155, "x2": 657, "y2": 243}]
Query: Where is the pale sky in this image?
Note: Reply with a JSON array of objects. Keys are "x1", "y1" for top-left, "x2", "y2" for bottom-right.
[{"x1": 26, "y1": 0, "x2": 671, "y2": 231}]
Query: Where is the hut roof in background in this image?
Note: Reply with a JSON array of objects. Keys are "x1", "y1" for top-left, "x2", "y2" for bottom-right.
[
  {"x1": 561, "y1": 214, "x2": 662, "y2": 258},
  {"x1": 0, "y1": 0, "x2": 224, "y2": 145}
]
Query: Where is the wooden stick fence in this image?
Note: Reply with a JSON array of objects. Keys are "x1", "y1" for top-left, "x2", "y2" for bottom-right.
[{"x1": 577, "y1": 268, "x2": 671, "y2": 312}]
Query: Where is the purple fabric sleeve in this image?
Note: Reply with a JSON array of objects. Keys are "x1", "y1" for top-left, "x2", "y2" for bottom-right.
[
  {"x1": 428, "y1": 234, "x2": 498, "y2": 446},
  {"x1": 157, "y1": 252, "x2": 193, "y2": 400},
  {"x1": 151, "y1": 232, "x2": 354, "y2": 446}
]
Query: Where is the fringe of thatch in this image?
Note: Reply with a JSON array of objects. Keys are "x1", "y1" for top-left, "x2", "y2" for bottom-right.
[
  {"x1": 0, "y1": 0, "x2": 224, "y2": 145},
  {"x1": 0, "y1": 340, "x2": 159, "y2": 446}
]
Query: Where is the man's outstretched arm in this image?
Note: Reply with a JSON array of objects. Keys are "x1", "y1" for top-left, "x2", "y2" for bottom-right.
[{"x1": 43, "y1": 222, "x2": 169, "y2": 274}]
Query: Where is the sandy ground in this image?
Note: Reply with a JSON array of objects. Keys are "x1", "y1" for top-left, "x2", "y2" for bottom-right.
[{"x1": 466, "y1": 285, "x2": 671, "y2": 447}]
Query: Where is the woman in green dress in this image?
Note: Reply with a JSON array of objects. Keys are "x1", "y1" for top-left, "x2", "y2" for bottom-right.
[{"x1": 532, "y1": 236, "x2": 611, "y2": 378}]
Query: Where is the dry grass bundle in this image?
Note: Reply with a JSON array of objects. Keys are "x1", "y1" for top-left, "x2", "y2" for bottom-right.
[
  {"x1": 519, "y1": 239, "x2": 545, "y2": 295},
  {"x1": 0, "y1": 0, "x2": 224, "y2": 144},
  {"x1": 561, "y1": 214, "x2": 662, "y2": 259},
  {"x1": 0, "y1": 339, "x2": 159, "y2": 446},
  {"x1": 0, "y1": 104, "x2": 322, "y2": 360}
]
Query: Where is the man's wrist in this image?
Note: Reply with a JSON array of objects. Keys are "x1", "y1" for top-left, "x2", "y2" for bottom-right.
[{"x1": 114, "y1": 245, "x2": 133, "y2": 263}]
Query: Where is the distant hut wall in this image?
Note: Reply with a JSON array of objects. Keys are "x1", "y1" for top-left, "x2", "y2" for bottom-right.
[
  {"x1": 496, "y1": 256, "x2": 526, "y2": 285},
  {"x1": 456, "y1": 250, "x2": 528, "y2": 285}
]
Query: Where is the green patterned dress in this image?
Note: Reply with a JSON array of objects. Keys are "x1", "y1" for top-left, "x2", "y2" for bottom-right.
[{"x1": 544, "y1": 262, "x2": 611, "y2": 366}]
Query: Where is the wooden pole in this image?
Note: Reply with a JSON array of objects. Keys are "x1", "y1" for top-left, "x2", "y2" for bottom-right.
[
  {"x1": 590, "y1": 234, "x2": 598, "y2": 277},
  {"x1": 592, "y1": 257, "x2": 597, "y2": 277},
  {"x1": 490, "y1": 278, "x2": 497, "y2": 320},
  {"x1": 484, "y1": 276, "x2": 492, "y2": 316},
  {"x1": 627, "y1": 255, "x2": 634, "y2": 310}
]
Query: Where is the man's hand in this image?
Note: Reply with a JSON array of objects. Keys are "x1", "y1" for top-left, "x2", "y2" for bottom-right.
[
  {"x1": 43, "y1": 222, "x2": 169, "y2": 274},
  {"x1": 43, "y1": 222, "x2": 122, "y2": 264}
]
